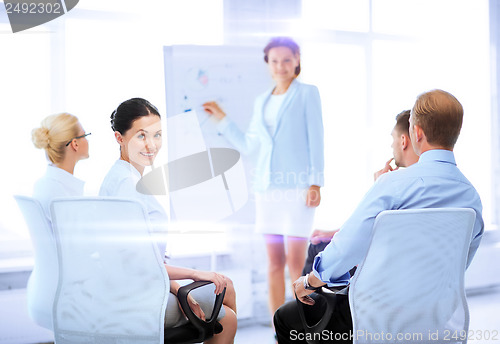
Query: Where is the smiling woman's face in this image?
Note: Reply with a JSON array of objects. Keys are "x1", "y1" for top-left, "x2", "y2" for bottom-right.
[
  {"x1": 116, "y1": 113, "x2": 162, "y2": 174},
  {"x1": 267, "y1": 46, "x2": 299, "y2": 84}
]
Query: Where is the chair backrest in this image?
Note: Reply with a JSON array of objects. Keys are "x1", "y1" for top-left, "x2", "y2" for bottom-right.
[
  {"x1": 349, "y1": 208, "x2": 475, "y2": 344},
  {"x1": 50, "y1": 197, "x2": 170, "y2": 344},
  {"x1": 14, "y1": 195, "x2": 58, "y2": 330}
]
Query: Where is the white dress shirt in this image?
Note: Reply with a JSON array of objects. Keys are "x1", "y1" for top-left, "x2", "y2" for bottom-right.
[
  {"x1": 33, "y1": 164, "x2": 85, "y2": 225},
  {"x1": 99, "y1": 160, "x2": 168, "y2": 257},
  {"x1": 263, "y1": 93, "x2": 286, "y2": 136}
]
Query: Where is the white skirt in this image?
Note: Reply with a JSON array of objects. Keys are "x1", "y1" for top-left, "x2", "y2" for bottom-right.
[{"x1": 255, "y1": 188, "x2": 316, "y2": 238}]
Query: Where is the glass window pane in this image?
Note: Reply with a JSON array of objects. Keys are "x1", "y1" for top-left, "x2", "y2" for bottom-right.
[
  {"x1": 0, "y1": 25, "x2": 52, "y2": 255},
  {"x1": 302, "y1": 42, "x2": 369, "y2": 228},
  {"x1": 371, "y1": 3, "x2": 491, "y2": 224},
  {"x1": 372, "y1": 0, "x2": 428, "y2": 36},
  {"x1": 162, "y1": 0, "x2": 224, "y2": 45},
  {"x1": 302, "y1": 0, "x2": 370, "y2": 33}
]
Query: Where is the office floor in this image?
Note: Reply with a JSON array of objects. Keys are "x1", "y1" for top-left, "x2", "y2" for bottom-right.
[
  {"x1": 7, "y1": 286, "x2": 499, "y2": 344},
  {"x1": 234, "y1": 287, "x2": 500, "y2": 344}
]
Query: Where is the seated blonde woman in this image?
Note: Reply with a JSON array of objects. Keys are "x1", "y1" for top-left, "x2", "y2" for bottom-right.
[
  {"x1": 99, "y1": 98, "x2": 237, "y2": 344},
  {"x1": 32, "y1": 113, "x2": 90, "y2": 224},
  {"x1": 30, "y1": 113, "x2": 90, "y2": 330}
]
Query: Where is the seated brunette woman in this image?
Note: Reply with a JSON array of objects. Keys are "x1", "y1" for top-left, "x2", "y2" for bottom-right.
[{"x1": 99, "y1": 98, "x2": 237, "y2": 344}]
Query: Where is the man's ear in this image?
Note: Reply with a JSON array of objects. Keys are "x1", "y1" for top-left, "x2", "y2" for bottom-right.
[
  {"x1": 401, "y1": 134, "x2": 408, "y2": 150},
  {"x1": 413, "y1": 124, "x2": 425, "y2": 142},
  {"x1": 114, "y1": 131, "x2": 123, "y2": 144}
]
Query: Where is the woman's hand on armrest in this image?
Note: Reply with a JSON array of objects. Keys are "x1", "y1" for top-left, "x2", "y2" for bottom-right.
[
  {"x1": 192, "y1": 270, "x2": 228, "y2": 295},
  {"x1": 164, "y1": 264, "x2": 228, "y2": 295}
]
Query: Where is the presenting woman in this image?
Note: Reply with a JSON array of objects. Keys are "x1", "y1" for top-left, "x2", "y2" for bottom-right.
[
  {"x1": 30, "y1": 113, "x2": 90, "y2": 329},
  {"x1": 203, "y1": 37, "x2": 324, "y2": 316},
  {"x1": 99, "y1": 98, "x2": 237, "y2": 343}
]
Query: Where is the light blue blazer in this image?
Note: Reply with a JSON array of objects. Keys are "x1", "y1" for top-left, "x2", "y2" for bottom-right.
[{"x1": 217, "y1": 79, "x2": 324, "y2": 191}]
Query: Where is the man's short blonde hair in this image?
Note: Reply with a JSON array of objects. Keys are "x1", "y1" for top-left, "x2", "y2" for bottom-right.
[{"x1": 411, "y1": 89, "x2": 463, "y2": 149}]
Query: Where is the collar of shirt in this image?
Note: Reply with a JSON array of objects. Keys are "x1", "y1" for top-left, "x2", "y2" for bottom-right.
[
  {"x1": 417, "y1": 149, "x2": 456, "y2": 166},
  {"x1": 46, "y1": 164, "x2": 85, "y2": 194},
  {"x1": 114, "y1": 159, "x2": 142, "y2": 180}
]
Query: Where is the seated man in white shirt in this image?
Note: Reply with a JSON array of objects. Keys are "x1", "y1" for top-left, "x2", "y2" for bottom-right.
[{"x1": 274, "y1": 89, "x2": 484, "y2": 344}]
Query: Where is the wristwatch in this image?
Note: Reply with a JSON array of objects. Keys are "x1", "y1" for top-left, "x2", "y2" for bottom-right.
[{"x1": 303, "y1": 274, "x2": 321, "y2": 291}]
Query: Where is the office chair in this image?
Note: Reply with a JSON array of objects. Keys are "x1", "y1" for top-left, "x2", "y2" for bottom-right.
[
  {"x1": 296, "y1": 208, "x2": 475, "y2": 344},
  {"x1": 14, "y1": 195, "x2": 58, "y2": 330},
  {"x1": 50, "y1": 197, "x2": 224, "y2": 344},
  {"x1": 295, "y1": 286, "x2": 347, "y2": 344}
]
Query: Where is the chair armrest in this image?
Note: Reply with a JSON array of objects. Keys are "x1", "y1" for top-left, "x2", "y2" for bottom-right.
[
  {"x1": 176, "y1": 280, "x2": 226, "y2": 336},
  {"x1": 295, "y1": 287, "x2": 339, "y2": 344}
]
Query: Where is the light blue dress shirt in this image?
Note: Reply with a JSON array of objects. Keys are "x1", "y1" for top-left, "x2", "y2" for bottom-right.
[
  {"x1": 217, "y1": 79, "x2": 324, "y2": 191},
  {"x1": 312, "y1": 149, "x2": 484, "y2": 286}
]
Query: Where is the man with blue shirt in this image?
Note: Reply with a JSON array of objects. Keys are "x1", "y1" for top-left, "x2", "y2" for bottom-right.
[
  {"x1": 302, "y1": 109, "x2": 420, "y2": 276},
  {"x1": 273, "y1": 89, "x2": 484, "y2": 343}
]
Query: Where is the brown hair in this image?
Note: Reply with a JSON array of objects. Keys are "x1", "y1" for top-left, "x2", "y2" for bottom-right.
[
  {"x1": 263, "y1": 37, "x2": 301, "y2": 76},
  {"x1": 411, "y1": 89, "x2": 463, "y2": 149},
  {"x1": 32, "y1": 113, "x2": 80, "y2": 164},
  {"x1": 110, "y1": 98, "x2": 160, "y2": 134},
  {"x1": 394, "y1": 110, "x2": 411, "y2": 136}
]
